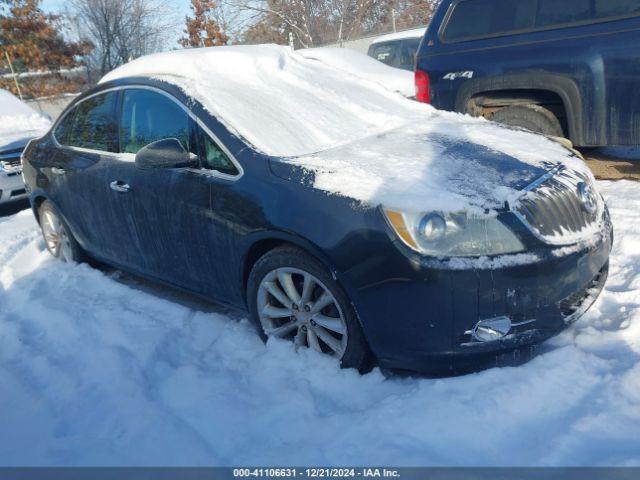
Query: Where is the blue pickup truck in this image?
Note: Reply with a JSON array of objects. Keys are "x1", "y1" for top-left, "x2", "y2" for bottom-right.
[{"x1": 415, "y1": 0, "x2": 640, "y2": 147}]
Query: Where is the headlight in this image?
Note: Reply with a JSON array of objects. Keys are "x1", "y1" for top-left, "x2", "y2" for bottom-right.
[{"x1": 383, "y1": 209, "x2": 525, "y2": 257}]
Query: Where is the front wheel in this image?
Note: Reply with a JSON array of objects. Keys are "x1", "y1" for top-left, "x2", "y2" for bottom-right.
[
  {"x1": 247, "y1": 246, "x2": 371, "y2": 371},
  {"x1": 38, "y1": 200, "x2": 85, "y2": 263}
]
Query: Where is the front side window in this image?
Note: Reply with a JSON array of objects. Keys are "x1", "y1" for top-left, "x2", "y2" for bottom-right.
[
  {"x1": 443, "y1": 0, "x2": 536, "y2": 41},
  {"x1": 56, "y1": 92, "x2": 119, "y2": 152},
  {"x1": 196, "y1": 123, "x2": 239, "y2": 176},
  {"x1": 120, "y1": 89, "x2": 192, "y2": 154}
]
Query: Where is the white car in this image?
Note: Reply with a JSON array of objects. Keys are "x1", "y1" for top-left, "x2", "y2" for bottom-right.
[
  {"x1": 0, "y1": 89, "x2": 51, "y2": 205},
  {"x1": 367, "y1": 27, "x2": 427, "y2": 71}
]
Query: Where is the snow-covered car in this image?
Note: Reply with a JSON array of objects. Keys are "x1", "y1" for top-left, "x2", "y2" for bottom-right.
[
  {"x1": 22, "y1": 46, "x2": 612, "y2": 374},
  {"x1": 0, "y1": 89, "x2": 51, "y2": 205},
  {"x1": 367, "y1": 27, "x2": 427, "y2": 71}
]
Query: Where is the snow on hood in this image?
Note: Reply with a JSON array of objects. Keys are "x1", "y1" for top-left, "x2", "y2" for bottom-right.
[
  {"x1": 287, "y1": 113, "x2": 593, "y2": 214},
  {"x1": 0, "y1": 89, "x2": 51, "y2": 151},
  {"x1": 101, "y1": 45, "x2": 591, "y2": 214}
]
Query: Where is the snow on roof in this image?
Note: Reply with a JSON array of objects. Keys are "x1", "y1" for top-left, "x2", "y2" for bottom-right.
[
  {"x1": 101, "y1": 45, "x2": 425, "y2": 158},
  {"x1": 370, "y1": 27, "x2": 427, "y2": 45},
  {"x1": 298, "y1": 47, "x2": 414, "y2": 97},
  {"x1": 101, "y1": 45, "x2": 589, "y2": 215},
  {"x1": 0, "y1": 89, "x2": 51, "y2": 150}
]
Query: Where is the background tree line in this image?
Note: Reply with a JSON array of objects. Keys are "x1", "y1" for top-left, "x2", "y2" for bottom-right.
[{"x1": 1, "y1": 0, "x2": 438, "y2": 98}]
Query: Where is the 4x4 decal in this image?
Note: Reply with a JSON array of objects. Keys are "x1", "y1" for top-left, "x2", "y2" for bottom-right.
[{"x1": 443, "y1": 71, "x2": 474, "y2": 80}]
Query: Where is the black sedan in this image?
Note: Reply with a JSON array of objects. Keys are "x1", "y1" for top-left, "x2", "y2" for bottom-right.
[{"x1": 21, "y1": 47, "x2": 612, "y2": 374}]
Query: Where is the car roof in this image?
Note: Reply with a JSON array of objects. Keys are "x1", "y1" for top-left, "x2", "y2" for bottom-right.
[{"x1": 369, "y1": 27, "x2": 427, "y2": 45}]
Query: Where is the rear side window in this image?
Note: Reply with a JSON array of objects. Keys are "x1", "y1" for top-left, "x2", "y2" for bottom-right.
[
  {"x1": 535, "y1": 0, "x2": 591, "y2": 27},
  {"x1": 442, "y1": 0, "x2": 640, "y2": 42},
  {"x1": 368, "y1": 42, "x2": 397, "y2": 66},
  {"x1": 443, "y1": 0, "x2": 536, "y2": 41},
  {"x1": 594, "y1": 0, "x2": 640, "y2": 18},
  {"x1": 54, "y1": 109, "x2": 76, "y2": 146},
  {"x1": 55, "y1": 92, "x2": 119, "y2": 152},
  {"x1": 398, "y1": 38, "x2": 421, "y2": 70},
  {"x1": 120, "y1": 89, "x2": 192, "y2": 154}
]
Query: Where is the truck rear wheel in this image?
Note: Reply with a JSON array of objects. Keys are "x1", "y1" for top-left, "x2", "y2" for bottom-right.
[{"x1": 491, "y1": 104, "x2": 564, "y2": 138}]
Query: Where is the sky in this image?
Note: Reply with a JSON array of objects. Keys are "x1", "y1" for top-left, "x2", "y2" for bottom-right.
[{"x1": 41, "y1": 0, "x2": 193, "y2": 48}]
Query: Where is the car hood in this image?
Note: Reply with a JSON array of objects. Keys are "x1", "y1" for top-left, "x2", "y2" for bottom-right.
[{"x1": 280, "y1": 118, "x2": 591, "y2": 215}]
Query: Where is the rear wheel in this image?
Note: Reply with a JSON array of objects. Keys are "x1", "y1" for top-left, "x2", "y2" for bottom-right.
[
  {"x1": 247, "y1": 246, "x2": 371, "y2": 371},
  {"x1": 38, "y1": 201, "x2": 84, "y2": 263},
  {"x1": 491, "y1": 104, "x2": 564, "y2": 138}
]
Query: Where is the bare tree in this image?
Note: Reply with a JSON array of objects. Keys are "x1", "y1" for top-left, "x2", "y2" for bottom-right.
[
  {"x1": 227, "y1": 0, "x2": 390, "y2": 48},
  {"x1": 68, "y1": 0, "x2": 177, "y2": 79},
  {"x1": 388, "y1": 0, "x2": 439, "y2": 31}
]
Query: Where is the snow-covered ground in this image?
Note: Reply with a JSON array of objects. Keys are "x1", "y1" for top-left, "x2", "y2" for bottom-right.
[{"x1": 0, "y1": 181, "x2": 639, "y2": 466}]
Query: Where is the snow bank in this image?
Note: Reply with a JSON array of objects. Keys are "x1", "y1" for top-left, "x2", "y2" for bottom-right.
[
  {"x1": 101, "y1": 45, "x2": 589, "y2": 215},
  {"x1": 0, "y1": 89, "x2": 51, "y2": 148},
  {"x1": 0, "y1": 180, "x2": 639, "y2": 466}
]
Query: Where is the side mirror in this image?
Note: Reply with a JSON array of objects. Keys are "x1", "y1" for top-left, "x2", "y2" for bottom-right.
[{"x1": 135, "y1": 138, "x2": 197, "y2": 170}]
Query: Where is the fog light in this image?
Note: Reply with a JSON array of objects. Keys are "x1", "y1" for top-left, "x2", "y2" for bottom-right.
[{"x1": 468, "y1": 316, "x2": 512, "y2": 342}]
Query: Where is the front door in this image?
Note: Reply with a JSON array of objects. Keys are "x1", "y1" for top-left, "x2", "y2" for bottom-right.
[{"x1": 113, "y1": 87, "x2": 242, "y2": 299}]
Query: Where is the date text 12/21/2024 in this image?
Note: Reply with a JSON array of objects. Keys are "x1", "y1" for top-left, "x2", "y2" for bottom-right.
[{"x1": 233, "y1": 469, "x2": 401, "y2": 478}]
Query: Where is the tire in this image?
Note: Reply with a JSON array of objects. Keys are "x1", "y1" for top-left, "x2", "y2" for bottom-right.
[
  {"x1": 247, "y1": 245, "x2": 371, "y2": 371},
  {"x1": 491, "y1": 104, "x2": 564, "y2": 138},
  {"x1": 38, "y1": 200, "x2": 85, "y2": 263}
]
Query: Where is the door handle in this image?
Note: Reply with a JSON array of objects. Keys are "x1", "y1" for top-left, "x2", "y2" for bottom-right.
[
  {"x1": 51, "y1": 167, "x2": 66, "y2": 175},
  {"x1": 110, "y1": 180, "x2": 131, "y2": 193}
]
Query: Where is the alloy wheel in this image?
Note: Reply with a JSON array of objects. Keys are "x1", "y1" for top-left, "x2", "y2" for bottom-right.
[
  {"x1": 41, "y1": 210, "x2": 73, "y2": 262},
  {"x1": 257, "y1": 267, "x2": 348, "y2": 358}
]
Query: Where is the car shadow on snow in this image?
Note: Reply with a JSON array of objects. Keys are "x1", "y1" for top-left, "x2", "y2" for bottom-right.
[{"x1": 0, "y1": 199, "x2": 29, "y2": 218}]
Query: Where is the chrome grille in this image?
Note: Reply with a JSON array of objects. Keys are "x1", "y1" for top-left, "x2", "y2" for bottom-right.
[
  {"x1": 1, "y1": 156, "x2": 21, "y2": 167},
  {"x1": 514, "y1": 167, "x2": 601, "y2": 245},
  {"x1": 0, "y1": 152, "x2": 23, "y2": 176}
]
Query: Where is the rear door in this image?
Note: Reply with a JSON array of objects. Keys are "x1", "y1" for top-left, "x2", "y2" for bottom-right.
[{"x1": 50, "y1": 90, "x2": 123, "y2": 258}]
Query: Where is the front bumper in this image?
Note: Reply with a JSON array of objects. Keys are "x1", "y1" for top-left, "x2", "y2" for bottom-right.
[{"x1": 344, "y1": 214, "x2": 613, "y2": 375}]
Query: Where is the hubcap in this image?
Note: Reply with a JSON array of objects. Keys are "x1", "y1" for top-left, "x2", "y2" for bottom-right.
[
  {"x1": 41, "y1": 210, "x2": 73, "y2": 262},
  {"x1": 257, "y1": 267, "x2": 348, "y2": 358}
]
